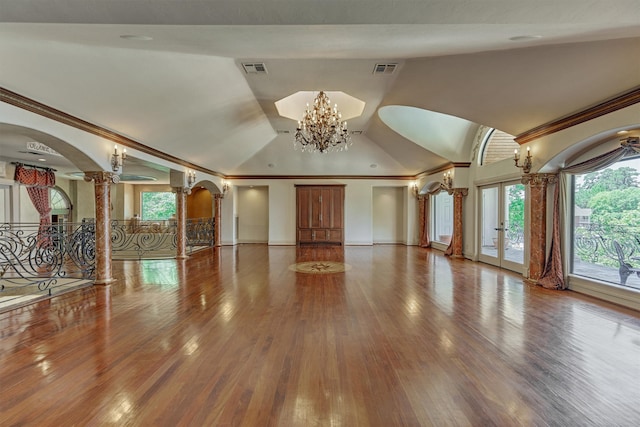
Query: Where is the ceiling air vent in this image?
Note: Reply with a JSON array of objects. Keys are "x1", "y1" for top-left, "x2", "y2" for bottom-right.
[
  {"x1": 277, "y1": 130, "x2": 290, "y2": 134},
  {"x1": 351, "y1": 130, "x2": 363, "y2": 135},
  {"x1": 242, "y1": 62, "x2": 268, "y2": 74},
  {"x1": 373, "y1": 63, "x2": 397, "y2": 75}
]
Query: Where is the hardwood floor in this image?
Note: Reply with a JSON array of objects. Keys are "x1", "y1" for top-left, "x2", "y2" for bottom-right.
[{"x1": 1, "y1": 245, "x2": 640, "y2": 426}]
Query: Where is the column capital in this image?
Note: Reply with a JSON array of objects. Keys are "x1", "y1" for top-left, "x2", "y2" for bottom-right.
[
  {"x1": 173, "y1": 187, "x2": 192, "y2": 195},
  {"x1": 214, "y1": 193, "x2": 225, "y2": 200},
  {"x1": 84, "y1": 171, "x2": 119, "y2": 184},
  {"x1": 521, "y1": 173, "x2": 557, "y2": 187},
  {"x1": 447, "y1": 187, "x2": 468, "y2": 197}
]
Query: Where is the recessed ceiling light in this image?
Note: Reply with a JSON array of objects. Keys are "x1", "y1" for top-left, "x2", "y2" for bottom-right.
[
  {"x1": 617, "y1": 130, "x2": 630, "y2": 135},
  {"x1": 38, "y1": 158, "x2": 46, "y2": 162},
  {"x1": 120, "y1": 35, "x2": 153, "y2": 41},
  {"x1": 509, "y1": 35, "x2": 542, "y2": 41}
]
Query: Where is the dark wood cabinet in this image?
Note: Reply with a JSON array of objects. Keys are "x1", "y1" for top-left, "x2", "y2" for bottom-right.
[{"x1": 296, "y1": 185, "x2": 345, "y2": 245}]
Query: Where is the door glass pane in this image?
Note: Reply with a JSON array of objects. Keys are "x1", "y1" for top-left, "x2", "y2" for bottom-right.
[
  {"x1": 504, "y1": 184, "x2": 525, "y2": 265},
  {"x1": 480, "y1": 187, "x2": 499, "y2": 257},
  {"x1": 432, "y1": 191, "x2": 452, "y2": 244}
]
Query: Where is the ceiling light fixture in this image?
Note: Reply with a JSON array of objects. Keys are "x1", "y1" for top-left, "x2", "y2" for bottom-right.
[{"x1": 295, "y1": 91, "x2": 351, "y2": 153}]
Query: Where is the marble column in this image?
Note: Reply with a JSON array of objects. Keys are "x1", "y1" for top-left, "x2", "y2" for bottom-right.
[
  {"x1": 84, "y1": 171, "x2": 118, "y2": 286},
  {"x1": 175, "y1": 187, "x2": 188, "y2": 259},
  {"x1": 522, "y1": 173, "x2": 557, "y2": 283},
  {"x1": 214, "y1": 193, "x2": 223, "y2": 247},
  {"x1": 445, "y1": 188, "x2": 468, "y2": 258},
  {"x1": 417, "y1": 195, "x2": 428, "y2": 247}
]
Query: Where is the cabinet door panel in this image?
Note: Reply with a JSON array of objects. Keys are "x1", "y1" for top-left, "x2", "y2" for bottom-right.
[
  {"x1": 328, "y1": 229, "x2": 342, "y2": 242},
  {"x1": 320, "y1": 188, "x2": 332, "y2": 228},
  {"x1": 298, "y1": 188, "x2": 311, "y2": 229},
  {"x1": 313, "y1": 229, "x2": 329, "y2": 242},
  {"x1": 310, "y1": 188, "x2": 323, "y2": 228},
  {"x1": 330, "y1": 187, "x2": 344, "y2": 229},
  {"x1": 298, "y1": 229, "x2": 312, "y2": 242}
]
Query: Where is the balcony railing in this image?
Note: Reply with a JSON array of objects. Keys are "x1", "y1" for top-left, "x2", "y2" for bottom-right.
[
  {"x1": 0, "y1": 222, "x2": 95, "y2": 299},
  {"x1": 109, "y1": 217, "x2": 215, "y2": 259},
  {"x1": 573, "y1": 222, "x2": 640, "y2": 288}
]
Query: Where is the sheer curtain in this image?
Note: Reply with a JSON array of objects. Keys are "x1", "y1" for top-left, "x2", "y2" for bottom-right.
[
  {"x1": 538, "y1": 146, "x2": 636, "y2": 289},
  {"x1": 14, "y1": 164, "x2": 56, "y2": 245}
]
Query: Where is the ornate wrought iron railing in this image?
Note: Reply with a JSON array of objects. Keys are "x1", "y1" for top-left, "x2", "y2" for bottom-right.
[
  {"x1": 109, "y1": 217, "x2": 215, "y2": 259},
  {"x1": 574, "y1": 223, "x2": 640, "y2": 268},
  {"x1": 111, "y1": 219, "x2": 178, "y2": 259},
  {"x1": 0, "y1": 222, "x2": 95, "y2": 296},
  {"x1": 187, "y1": 217, "x2": 215, "y2": 247}
]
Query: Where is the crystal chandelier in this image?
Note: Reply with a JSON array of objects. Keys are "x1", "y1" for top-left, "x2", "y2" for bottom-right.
[{"x1": 294, "y1": 91, "x2": 352, "y2": 153}]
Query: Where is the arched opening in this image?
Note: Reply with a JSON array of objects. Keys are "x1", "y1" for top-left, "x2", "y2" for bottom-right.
[{"x1": 479, "y1": 129, "x2": 519, "y2": 166}]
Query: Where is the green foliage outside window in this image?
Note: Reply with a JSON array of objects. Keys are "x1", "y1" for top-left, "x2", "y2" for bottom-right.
[
  {"x1": 141, "y1": 192, "x2": 176, "y2": 221},
  {"x1": 574, "y1": 164, "x2": 640, "y2": 269}
]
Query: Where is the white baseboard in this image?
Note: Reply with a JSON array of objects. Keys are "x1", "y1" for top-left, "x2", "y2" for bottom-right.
[{"x1": 568, "y1": 275, "x2": 640, "y2": 311}]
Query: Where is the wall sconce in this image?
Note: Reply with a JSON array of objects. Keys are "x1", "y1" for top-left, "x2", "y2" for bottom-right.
[
  {"x1": 111, "y1": 145, "x2": 126, "y2": 173},
  {"x1": 411, "y1": 181, "x2": 419, "y2": 197},
  {"x1": 441, "y1": 171, "x2": 453, "y2": 190},
  {"x1": 514, "y1": 147, "x2": 532, "y2": 174},
  {"x1": 222, "y1": 180, "x2": 230, "y2": 195},
  {"x1": 187, "y1": 170, "x2": 196, "y2": 188}
]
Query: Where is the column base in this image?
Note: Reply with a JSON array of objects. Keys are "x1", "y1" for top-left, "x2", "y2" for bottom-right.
[
  {"x1": 93, "y1": 278, "x2": 117, "y2": 286},
  {"x1": 177, "y1": 255, "x2": 190, "y2": 259}
]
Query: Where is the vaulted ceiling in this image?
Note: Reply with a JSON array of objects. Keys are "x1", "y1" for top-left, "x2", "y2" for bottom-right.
[{"x1": 1, "y1": 0, "x2": 639, "y2": 178}]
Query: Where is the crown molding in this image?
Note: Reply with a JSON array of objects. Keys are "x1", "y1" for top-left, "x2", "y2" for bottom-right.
[
  {"x1": 0, "y1": 87, "x2": 224, "y2": 178},
  {"x1": 415, "y1": 162, "x2": 471, "y2": 180},
  {"x1": 515, "y1": 86, "x2": 640, "y2": 145},
  {"x1": 226, "y1": 175, "x2": 413, "y2": 180}
]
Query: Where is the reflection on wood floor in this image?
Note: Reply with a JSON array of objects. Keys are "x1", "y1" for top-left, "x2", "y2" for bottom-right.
[{"x1": 1, "y1": 245, "x2": 640, "y2": 426}]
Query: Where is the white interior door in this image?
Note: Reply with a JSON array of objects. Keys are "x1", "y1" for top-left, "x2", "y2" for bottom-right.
[{"x1": 478, "y1": 181, "x2": 525, "y2": 272}]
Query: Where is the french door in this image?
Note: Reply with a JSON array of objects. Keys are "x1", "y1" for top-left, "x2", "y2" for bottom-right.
[{"x1": 478, "y1": 181, "x2": 525, "y2": 272}]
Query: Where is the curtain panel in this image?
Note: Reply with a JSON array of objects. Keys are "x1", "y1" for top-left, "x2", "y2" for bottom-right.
[
  {"x1": 537, "y1": 145, "x2": 637, "y2": 289},
  {"x1": 14, "y1": 164, "x2": 56, "y2": 245}
]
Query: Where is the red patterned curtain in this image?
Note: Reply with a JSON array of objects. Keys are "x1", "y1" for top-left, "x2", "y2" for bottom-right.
[
  {"x1": 14, "y1": 164, "x2": 56, "y2": 245},
  {"x1": 419, "y1": 196, "x2": 431, "y2": 247}
]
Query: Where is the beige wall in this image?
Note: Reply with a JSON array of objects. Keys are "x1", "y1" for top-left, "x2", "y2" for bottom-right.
[
  {"x1": 372, "y1": 187, "x2": 405, "y2": 244},
  {"x1": 237, "y1": 186, "x2": 269, "y2": 243},
  {"x1": 187, "y1": 187, "x2": 213, "y2": 218}
]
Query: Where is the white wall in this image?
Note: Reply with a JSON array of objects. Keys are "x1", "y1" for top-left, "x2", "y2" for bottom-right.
[
  {"x1": 237, "y1": 186, "x2": 269, "y2": 243},
  {"x1": 220, "y1": 179, "x2": 417, "y2": 246},
  {"x1": 372, "y1": 187, "x2": 404, "y2": 243}
]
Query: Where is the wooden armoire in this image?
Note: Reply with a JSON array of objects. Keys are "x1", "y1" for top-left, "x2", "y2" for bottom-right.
[{"x1": 296, "y1": 185, "x2": 345, "y2": 245}]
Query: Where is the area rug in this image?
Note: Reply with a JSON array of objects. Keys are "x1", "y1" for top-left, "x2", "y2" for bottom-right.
[{"x1": 288, "y1": 261, "x2": 352, "y2": 274}]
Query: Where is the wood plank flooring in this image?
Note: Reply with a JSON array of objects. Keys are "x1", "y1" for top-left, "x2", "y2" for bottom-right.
[{"x1": 1, "y1": 245, "x2": 640, "y2": 426}]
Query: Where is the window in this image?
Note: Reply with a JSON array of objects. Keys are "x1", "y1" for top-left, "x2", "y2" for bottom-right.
[
  {"x1": 480, "y1": 129, "x2": 519, "y2": 166},
  {"x1": 432, "y1": 191, "x2": 453, "y2": 244},
  {"x1": 572, "y1": 157, "x2": 640, "y2": 289},
  {"x1": 141, "y1": 192, "x2": 176, "y2": 221},
  {"x1": 50, "y1": 187, "x2": 70, "y2": 216}
]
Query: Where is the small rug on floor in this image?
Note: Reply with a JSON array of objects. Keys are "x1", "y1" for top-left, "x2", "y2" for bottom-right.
[{"x1": 288, "y1": 261, "x2": 351, "y2": 274}]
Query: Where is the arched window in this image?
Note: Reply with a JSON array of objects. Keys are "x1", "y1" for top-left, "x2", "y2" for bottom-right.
[
  {"x1": 50, "y1": 186, "x2": 71, "y2": 220},
  {"x1": 480, "y1": 129, "x2": 519, "y2": 165}
]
